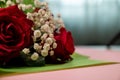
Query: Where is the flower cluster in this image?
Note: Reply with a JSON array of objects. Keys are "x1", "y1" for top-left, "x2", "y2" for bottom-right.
[{"x1": 0, "y1": 0, "x2": 75, "y2": 67}]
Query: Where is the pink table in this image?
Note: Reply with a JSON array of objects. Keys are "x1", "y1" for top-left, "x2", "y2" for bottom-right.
[{"x1": 1, "y1": 46, "x2": 120, "y2": 80}]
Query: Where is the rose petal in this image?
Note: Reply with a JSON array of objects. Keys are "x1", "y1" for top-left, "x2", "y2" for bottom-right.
[{"x1": 0, "y1": 5, "x2": 33, "y2": 63}]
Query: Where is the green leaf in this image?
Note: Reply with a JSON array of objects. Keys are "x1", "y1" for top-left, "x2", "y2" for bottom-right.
[
  {"x1": 22, "y1": 0, "x2": 35, "y2": 13},
  {"x1": 0, "y1": 53, "x2": 117, "y2": 77},
  {"x1": 0, "y1": 1, "x2": 6, "y2": 8},
  {"x1": 23, "y1": 0, "x2": 34, "y2": 5}
]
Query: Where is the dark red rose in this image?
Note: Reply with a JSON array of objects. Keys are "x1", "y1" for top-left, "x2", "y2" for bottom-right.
[
  {"x1": 0, "y1": 5, "x2": 33, "y2": 64},
  {"x1": 46, "y1": 27, "x2": 75, "y2": 63}
]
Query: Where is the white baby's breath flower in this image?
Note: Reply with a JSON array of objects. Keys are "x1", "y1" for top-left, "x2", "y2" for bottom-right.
[
  {"x1": 18, "y1": 4, "x2": 23, "y2": 10},
  {"x1": 19, "y1": 4, "x2": 33, "y2": 11},
  {"x1": 37, "y1": 46, "x2": 42, "y2": 53},
  {"x1": 43, "y1": 43, "x2": 50, "y2": 50},
  {"x1": 45, "y1": 21, "x2": 49, "y2": 25},
  {"x1": 6, "y1": 0, "x2": 14, "y2": 7},
  {"x1": 27, "y1": 12, "x2": 33, "y2": 20},
  {"x1": 18, "y1": 4, "x2": 27, "y2": 11},
  {"x1": 50, "y1": 24, "x2": 55, "y2": 30},
  {"x1": 26, "y1": 4, "x2": 33, "y2": 9},
  {"x1": 41, "y1": 9, "x2": 45, "y2": 16},
  {"x1": 43, "y1": 13, "x2": 49, "y2": 20},
  {"x1": 34, "y1": 0, "x2": 41, "y2": 8},
  {"x1": 48, "y1": 28, "x2": 54, "y2": 33},
  {"x1": 34, "y1": 43, "x2": 40, "y2": 50},
  {"x1": 32, "y1": 7, "x2": 35, "y2": 10},
  {"x1": 16, "y1": 0, "x2": 23, "y2": 3},
  {"x1": 41, "y1": 24, "x2": 50, "y2": 32},
  {"x1": 56, "y1": 16, "x2": 65, "y2": 27},
  {"x1": 0, "y1": 0, "x2": 5, "y2": 2},
  {"x1": 41, "y1": 50, "x2": 48, "y2": 57},
  {"x1": 50, "y1": 50, "x2": 54, "y2": 56},
  {"x1": 21, "y1": 5, "x2": 26, "y2": 11},
  {"x1": 53, "y1": 42, "x2": 57, "y2": 49},
  {"x1": 46, "y1": 37, "x2": 53, "y2": 45},
  {"x1": 41, "y1": 2, "x2": 48, "y2": 6},
  {"x1": 49, "y1": 34, "x2": 54, "y2": 38},
  {"x1": 35, "y1": 22, "x2": 41, "y2": 27},
  {"x1": 40, "y1": 18, "x2": 45, "y2": 24},
  {"x1": 32, "y1": 36, "x2": 36, "y2": 42},
  {"x1": 31, "y1": 52, "x2": 39, "y2": 61},
  {"x1": 34, "y1": 18, "x2": 39, "y2": 23},
  {"x1": 41, "y1": 33, "x2": 48, "y2": 40},
  {"x1": 33, "y1": 12, "x2": 39, "y2": 17},
  {"x1": 49, "y1": 20, "x2": 54, "y2": 24},
  {"x1": 34, "y1": 30, "x2": 41, "y2": 38},
  {"x1": 22, "y1": 48, "x2": 30, "y2": 54},
  {"x1": 38, "y1": 9, "x2": 42, "y2": 13}
]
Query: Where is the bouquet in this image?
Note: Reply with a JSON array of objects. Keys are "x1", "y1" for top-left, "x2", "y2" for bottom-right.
[{"x1": 0, "y1": 0, "x2": 75, "y2": 67}]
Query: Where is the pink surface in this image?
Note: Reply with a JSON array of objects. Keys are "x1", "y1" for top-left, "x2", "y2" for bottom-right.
[{"x1": 1, "y1": 46, "x2": 120, "y2": 80}]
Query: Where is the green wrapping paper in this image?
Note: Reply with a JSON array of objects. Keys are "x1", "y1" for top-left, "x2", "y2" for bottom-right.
[{"x1": 0, "y1": 53, "x2": 116, "y2": 77}]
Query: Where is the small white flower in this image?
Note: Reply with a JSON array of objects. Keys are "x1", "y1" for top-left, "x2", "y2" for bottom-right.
[
  {"x1": 22, "y1": 48, "x2": 30, "y2": 54},
  {"x1": 46, "y1": 37, "x2": 53, "y2": 45},
  {"x1": 31, "y1": 52, "x2": 39, "y2": 61},
  {"x1": 6, "y1": 0, "x2": 14, "y2": 7},
  {"x1": 56, "y1": 18, "x2": 65, "y2": 27},
  {"x1": 35, "y1": 22, "x2": 41, "y2": 27},
  {"x1": 50, "y1": 24, "x2": 55, "y2": 30},
  {"x1": 40, "y1": 18, "x2": 45, "y2": 24},
  {"x1": 43, "y1": 43, "x2": 50, "y2": 50},
  {"x1": 38, "y1": 9, "x2": 42, "y2": 13},
  {"x1": 21, "y1": 4, "x2": 26, "y2": 11},
  {"x1": 49, "y1": 34, "x2": 54, "y2": 38},
  {"x1": 27, "y1": 12, "x2": 33, "y2": 20},
  {"x1": 43, "y1": 13, "x2": 49, "y2": 20},
  {"x1": 49, "y1": 20, "x2": 54, "y2": 25},
  {"x1": 57, "y1": 58, "x2": 62, "y2": 61},
  {"x1": 32, "y1": 36, "x2": 36, "y2": 42},
  {"x1": 0, "y1": 0, "x2": 5, "y2": 2},
  {"x1": 48, "y1": 28, "x2": 54, "y2": 33},
  {"x1": 41, "y1": 33, "x2": 48, "y2": 40},
  {"x1": 37, "y1": 46, "x2": 42, "y2": 53},
  {"x1": 45, "y1": 21, "x2": 49, "y2": 25},
  {"x1": 41, "y1": 2, "x2": 48, "y2": 6},
  {"x1": 41, "y1": 9, "x2": 45, "y2": 16},
  {"x1": 32, "y1": 7, "x2": 35, "y2": 10},
  {"x1": 34, "y1": 43, "x2": 40, "y2": 50},
  {"x1": 41, "y1": 50, "x2": 48, "y2": 57},
  {"x1": 41, "y1": 24, "x2": 50, "y2": 32},
  {"x1": 18, "y1": 4, "x2": 22, "y2": 10},
  {"x1": 16, "y1": 0, "x2": 23, "y2": 3},
  {"x1": 53, "y1": 42, "x2": 57, "y2": 49},
  {"x1": 34, "y1": 30, "x2": 41, "y2": 38},
  {"x1": 26, "y1": 4, "x2": 33, "y2": 9},
  {"x1": 33, "y1": 12, "x2": 39, "y2": 17},
  {"x1": 50, "y1": 50, "x2": 54, "y2": 56},
  {"x1": 34, "y1": 0, "x2": 41, "y2": 8}
]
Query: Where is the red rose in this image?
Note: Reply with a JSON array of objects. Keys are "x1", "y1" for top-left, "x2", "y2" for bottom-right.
[
  {"x1": 0, "y1": 5, "x2": 33, "y2": 64},
  {"x1": 47, "y1": 27, "x2": 75, "y2": 63}
]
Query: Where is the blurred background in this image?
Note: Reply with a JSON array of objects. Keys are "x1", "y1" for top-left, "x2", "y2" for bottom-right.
[{"x1": 46, "y1": 0, "x2": 120, "y2": 45}]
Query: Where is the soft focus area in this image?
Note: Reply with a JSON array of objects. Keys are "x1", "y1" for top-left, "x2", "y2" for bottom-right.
[{"x1": 47, "y1": 0, "x2": 120, "y2": 45}]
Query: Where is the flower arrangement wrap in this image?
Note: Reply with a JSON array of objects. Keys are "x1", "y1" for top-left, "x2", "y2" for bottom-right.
[{"x1": 0, "y1": 0, "x2": 75, "y2": 67}]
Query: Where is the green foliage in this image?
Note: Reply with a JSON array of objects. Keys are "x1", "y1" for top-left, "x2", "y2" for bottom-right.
[
  {"x1": 23, "y1": 0, "x2": 35, "y2": 13},
  {"x1": 0, "y1": 0, "x2": 35, "y2": 13},
  {"x1": 23, "y1": 0, "x2": 34, "y2": 5},
  {"x1": 0, "y1": 1, "x2": 6, "y2": 8},
  {"x1": 20, "y1": 52, "x2": 45, "y2": 67}
]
